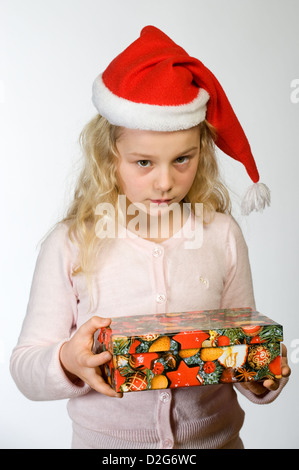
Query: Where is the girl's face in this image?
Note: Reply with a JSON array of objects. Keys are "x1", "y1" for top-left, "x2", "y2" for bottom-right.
[{"x1": 115, "y1": 126, "x2": 200, "y2": 215}]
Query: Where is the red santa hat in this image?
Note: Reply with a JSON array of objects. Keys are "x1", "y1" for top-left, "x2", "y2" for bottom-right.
[{"x1": 92, "y1": 25, "x2": 270, "y2": 215}]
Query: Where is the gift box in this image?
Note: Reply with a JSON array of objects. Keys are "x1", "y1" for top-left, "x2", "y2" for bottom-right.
[{"x1": 98, "y1": 309, "x2": 283, "y2": 392}]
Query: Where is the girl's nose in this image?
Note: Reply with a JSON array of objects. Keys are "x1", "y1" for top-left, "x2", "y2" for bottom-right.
[{"x1": 154, "y1": 168, "x2": 174, "y2": 193}]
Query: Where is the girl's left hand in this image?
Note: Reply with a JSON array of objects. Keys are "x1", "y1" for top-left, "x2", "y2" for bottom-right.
[{"x1": 240, "y1": 344, "x2": 291, "y2": 396}]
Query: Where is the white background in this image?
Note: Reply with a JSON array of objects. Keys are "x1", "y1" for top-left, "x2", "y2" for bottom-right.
[{"x1": 1, "y1": 0, "x2": 298, "y2": 449}]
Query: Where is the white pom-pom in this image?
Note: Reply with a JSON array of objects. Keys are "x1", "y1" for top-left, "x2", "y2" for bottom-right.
[{"x1": 241, "y1": 182, "x2": 271, "y2": 215}]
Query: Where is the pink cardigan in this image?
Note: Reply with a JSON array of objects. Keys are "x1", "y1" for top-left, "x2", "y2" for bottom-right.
[{"x1": 10, "y1": 211, "x2": 287, "y2": 449}]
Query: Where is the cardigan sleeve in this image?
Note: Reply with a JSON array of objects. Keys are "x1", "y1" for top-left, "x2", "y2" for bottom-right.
[
  {"x1": 220, "y1": 216, "x2": 289, "y2": 403},
  {"x1": 10, "y1": 224, "x2": 91, "y2": 400}
]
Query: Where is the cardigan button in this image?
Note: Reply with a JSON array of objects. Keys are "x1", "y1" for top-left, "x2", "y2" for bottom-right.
[
  {"x1": 152, "y1": 246, "x2": 163, "y2": 257},
  {"x1": 162, "y1": 438, "x2": 173, "y2": 448},
  {"x1": 156, "y1": 293, "x2": 166, "y2": 304},
  {"x1": 160, "y1": 391, "x2": 170, "y2": 403}
]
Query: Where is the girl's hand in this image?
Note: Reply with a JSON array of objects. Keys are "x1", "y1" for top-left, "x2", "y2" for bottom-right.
[
  {"x1": 240, "y1": 343, "x2": 291, "y2": 396},
  {"x1": 59, "y1": 316, "x2": 123, "y2": 398}
]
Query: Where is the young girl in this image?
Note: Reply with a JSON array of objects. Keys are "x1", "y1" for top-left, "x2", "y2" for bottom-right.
[{"x1": 10, "y1": 26, "x2": 290, "y2": 449}]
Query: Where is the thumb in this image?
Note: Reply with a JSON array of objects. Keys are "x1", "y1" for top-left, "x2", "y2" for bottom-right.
[{"x1": 78, "y1": 316, "x2": 111, "y2": 341}]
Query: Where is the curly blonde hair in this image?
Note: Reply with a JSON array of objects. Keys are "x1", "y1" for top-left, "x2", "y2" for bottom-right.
[{"x1": 61, "y1": 114, "x2": 231, "y2": 277}]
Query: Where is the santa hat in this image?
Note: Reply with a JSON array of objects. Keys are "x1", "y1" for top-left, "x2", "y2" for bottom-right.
[{"x1": 92, "y1": 25, "x2": 270, "y2": 215}]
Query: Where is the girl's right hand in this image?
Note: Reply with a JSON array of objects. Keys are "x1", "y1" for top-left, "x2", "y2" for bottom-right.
[{"x1": 59, "y1": 316, "x2": 123, "y2": 398}]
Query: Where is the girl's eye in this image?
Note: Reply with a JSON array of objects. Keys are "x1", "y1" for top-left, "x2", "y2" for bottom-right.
[
  {"x1": 176, "y1": 156, "x2": 189, "y2": 164},
  {"x1": 136, "y1": 156, "x2": 189, "y2": 167},
  {"x1": 137, "y1": 160, "x2": 151, "y2": 168}
]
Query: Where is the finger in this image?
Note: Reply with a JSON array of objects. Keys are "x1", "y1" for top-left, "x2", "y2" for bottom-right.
[
  {"x1": 87, "y1": 368, "x2": 123, "y2": 398},
  {"x1": 242, "y1": 381, "x2": 268, "y2": 395},
  {"x1": 262, "y1": 378, "x2": 279, "y2": 391},
  {"x1": 280, "y1": 344, "x2": 291, "y2": 377},
  {"x1": 282, "y1": 364, "x2": 291, "y2": 378},
  {"x1": 281, "y1": 343, "x2": 287, "y2": 358},
  {"x1": 78, "y1": 316, "x2": 111, "y2": 340},
  {"x1": 281, "y1": 344, "x2": 288, "y2": 367},
  {"x1": 94, "y1": 367, "x2": 123, "y2": 398},
  {"x1": 81, "y1": 350, "x2": 112, "y2": 369}
]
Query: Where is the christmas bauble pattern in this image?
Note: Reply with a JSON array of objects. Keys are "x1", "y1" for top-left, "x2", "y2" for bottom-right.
[{"x1": 247, "y1": 345, "x2": 272, "y2": 369}]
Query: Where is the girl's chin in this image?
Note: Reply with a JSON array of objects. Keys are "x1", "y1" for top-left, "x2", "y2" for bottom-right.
[{"x1": 149, "y1": 202, "x2": 184, "y2": 219}]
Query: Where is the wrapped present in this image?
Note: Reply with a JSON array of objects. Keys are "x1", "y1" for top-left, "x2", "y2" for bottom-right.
[{"x1": 98, "y1": 309, "x2": 283, "y2": 392}]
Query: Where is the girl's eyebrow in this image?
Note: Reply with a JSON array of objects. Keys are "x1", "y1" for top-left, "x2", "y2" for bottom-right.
[{"x1": 128, "y1": 146, "x2": 199, "y2": 159}]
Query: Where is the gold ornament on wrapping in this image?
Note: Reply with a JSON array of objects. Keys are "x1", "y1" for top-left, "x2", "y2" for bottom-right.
[{"x1": 247, "y1": 345, "x2": 271, "y2": 370}]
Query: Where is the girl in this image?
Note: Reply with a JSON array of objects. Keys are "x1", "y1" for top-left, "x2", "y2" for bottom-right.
[{"x1": 10, "y1": 26, "x2": 290, "y2": 449}]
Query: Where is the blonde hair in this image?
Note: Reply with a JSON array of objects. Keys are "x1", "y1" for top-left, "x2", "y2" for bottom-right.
[{"x1": 61, "y1": 115, "x2": 231, "y2": 277}]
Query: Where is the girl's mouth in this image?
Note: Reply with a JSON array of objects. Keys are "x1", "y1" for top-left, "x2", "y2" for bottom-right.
[{"x1": 150, "y1": 199, "x2": 172, "y2": 205}]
